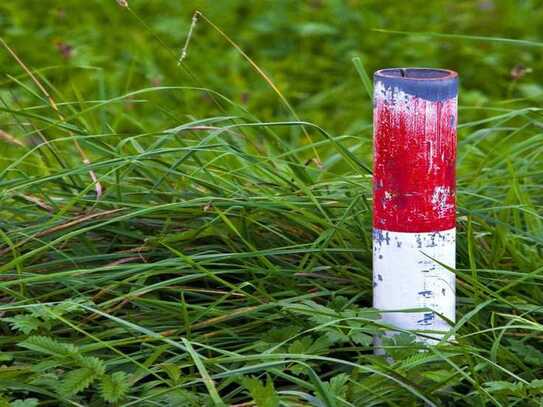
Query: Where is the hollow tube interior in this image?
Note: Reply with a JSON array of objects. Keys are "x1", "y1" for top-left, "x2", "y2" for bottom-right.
[{"x1": 376, "y1": 68, "x2": 456, "y2": 80}]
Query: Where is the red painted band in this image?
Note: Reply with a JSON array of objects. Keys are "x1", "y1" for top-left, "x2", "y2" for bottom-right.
[{"x1": 373, "y1": 81, "x2": 457, "y2": 232}]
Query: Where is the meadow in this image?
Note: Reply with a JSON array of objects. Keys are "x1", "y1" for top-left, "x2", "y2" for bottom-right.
[{"x1": 0, "y1": 1, "x2": 542, "y2": 405}]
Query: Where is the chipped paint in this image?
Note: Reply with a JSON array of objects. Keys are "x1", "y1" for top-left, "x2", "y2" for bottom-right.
[
  {"x1": 373, "y1": 70, "x2": 457, "y2": 233},
  {"x1": 373, "y1": 68, "x2": 458, "y2": 101},
  {"x1": 373, "y1": 228, "x2": 456, "y2": 343}
]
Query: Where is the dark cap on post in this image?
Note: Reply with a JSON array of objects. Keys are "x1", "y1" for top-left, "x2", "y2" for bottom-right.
[{"x1": 374, "y1": 68, "x2": 458, "y2": 101}]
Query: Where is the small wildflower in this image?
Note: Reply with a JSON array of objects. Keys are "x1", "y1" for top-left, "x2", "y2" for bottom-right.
[
  {"x1": 510, "y1": 64, "x2": 532, "y2": 81},
  {"x1": 56, "y1": 42, "x2": 73, "y2": 59}
]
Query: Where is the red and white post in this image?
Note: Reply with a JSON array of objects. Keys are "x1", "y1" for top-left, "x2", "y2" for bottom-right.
[{"x1": 372, "y1": 68, "x2": 458, "y2": 343}]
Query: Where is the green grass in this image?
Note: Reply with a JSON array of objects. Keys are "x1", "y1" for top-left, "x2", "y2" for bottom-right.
[{"x1": 0, "y1": 1, "x2": 543, "y2": 406}]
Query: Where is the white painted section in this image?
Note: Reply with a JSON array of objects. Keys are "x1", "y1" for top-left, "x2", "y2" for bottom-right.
[{"x1": 373, "y1": 228, "x2": 455, "y2": 343}]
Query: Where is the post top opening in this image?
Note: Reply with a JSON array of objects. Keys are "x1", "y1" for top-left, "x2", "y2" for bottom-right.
[
  {"x1": 374, "y1": 68, "x2": 458, "y2": 101},
  {"x1": 375, "y1": 68, "x2": 457, "y2": 80}
]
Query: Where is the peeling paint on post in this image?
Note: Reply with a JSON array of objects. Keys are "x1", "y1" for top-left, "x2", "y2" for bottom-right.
[{"x1": 372, "y1": 68, "x2": 458, "y2": 345}]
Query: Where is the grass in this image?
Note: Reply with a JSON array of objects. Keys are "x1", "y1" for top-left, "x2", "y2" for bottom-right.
[{"x1": 0, "y1": 0, "x2": 543, "y2": 405}]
